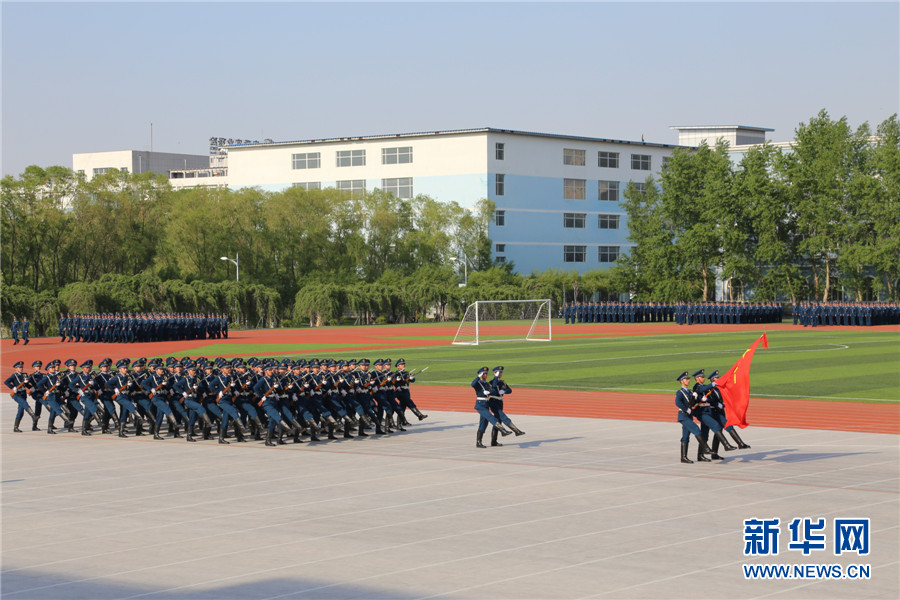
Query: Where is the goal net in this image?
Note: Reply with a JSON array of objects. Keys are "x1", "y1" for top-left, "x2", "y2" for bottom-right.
[{"x1": 451, "y1": 299, "x2": 553, "y2": 345}]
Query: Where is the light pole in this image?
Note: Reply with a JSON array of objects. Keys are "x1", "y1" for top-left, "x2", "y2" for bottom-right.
[
  {"x1": 220, "y1": 253, "x2": 239, "y2": 282},
  {"x1": 450, "y1": 253, "x2": 467, "y2": 287}
]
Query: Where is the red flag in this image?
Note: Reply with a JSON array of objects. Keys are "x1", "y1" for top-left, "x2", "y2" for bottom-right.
[{"x1": 718, "y1": 333, "x2": 768, "y2": 429}]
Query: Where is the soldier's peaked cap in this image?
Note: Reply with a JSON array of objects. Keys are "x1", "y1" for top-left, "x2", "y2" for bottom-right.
[
  {"x1": 692, "y1": 369, "x2": 705, "y2": 378},
  {"x1": 677, "y1": 371, "x2": 690, "y2": 381}
]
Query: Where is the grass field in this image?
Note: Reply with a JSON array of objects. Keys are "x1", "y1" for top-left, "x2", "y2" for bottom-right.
[{"x1": 149, "y1": 322, "x2": 899, "y2": 404}]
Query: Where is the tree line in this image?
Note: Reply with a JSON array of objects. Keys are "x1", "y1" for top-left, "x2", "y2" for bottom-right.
[
  {"x1": 3, "y1": 110, "x2": 898, "y2": 336},
  {"x1": 613, "y1": 111, "x2": 900, "y2": 303}
]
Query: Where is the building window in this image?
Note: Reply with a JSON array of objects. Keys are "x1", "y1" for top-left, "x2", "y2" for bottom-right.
[
  {"x1": 381, "y1": 177, "x2": 413, "y2": 198},
  {"x1": 632, "y1": 182, "x2": 646, "y2": 195},
  {"x1": 496, "y1": 256, "x2": 506, "y2": 264},
  {"x1": 598, "y1": 245, "x2": 620, "y2": 263},
  {"x1": 598, "y1": 180, "x2": 619, "y2": 202},
  {"x1": 495, "y1": 243, "x2": 506, "y2": 253},
  {"x1": 564, "y1": 245, "x2": 586, "y2": 263},
  {"x1": 382, "y1": 146, "x2": 412, "y2": 164},
  {"x1": 495, "y1": 210, "x2": 506, "y2": 226},
  {"x1": 564, "y1": 213, "x2": 586, "y2": 228},
  {"x1": 293, "y1": 182, "x2": 321, "y2": 190},
  {"x1": 93, "y1": 167, "x2": 111, "y2": 175},
  {"x1": 631, "y1": 153, "x2": 651, "y2": 170},
  {"x1": 496, "y1": 174, "x2": 505, "y2": 196},
  {"x1": 564, "y1": 148, "x2": 586, "y2": 166},
  {"x1": 76, "y1": 170, "x2": 85, "y2": 175},
  {"x1": 598, "y1": 151, "x2": 619, "y2": 168},
  {"x1": 598, "y1": 214, "x2": 620, "y2": 230},
  {"x1": 495, "y1": 143, "x2": 505, "y2": 160},
  {"x1": 336, "y1": 149, "x2": 366, "y2": 167},
  {"x1": 336, "y1": 179, "x2": 366, "y2": 196},
  {"x1": 564, "y1": 178, "x2": 586, "y2": 200},
  {"x1": 292, "y1": 152, "x2": 321, "y2": 169}
]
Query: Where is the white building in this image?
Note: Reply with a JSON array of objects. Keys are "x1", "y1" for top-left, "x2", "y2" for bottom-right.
[{"x1": 160, "y1": 128, "x2": 684, "y2": 274}]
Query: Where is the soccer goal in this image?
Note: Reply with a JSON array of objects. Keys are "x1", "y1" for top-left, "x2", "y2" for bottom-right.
[{"x1": 451, "y1": 299, "x2": 553, "y2": 345}]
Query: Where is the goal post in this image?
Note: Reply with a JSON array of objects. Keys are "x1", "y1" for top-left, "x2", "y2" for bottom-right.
[{"x1": 451, "y1": 299, "x2": 553, "y2": 345}]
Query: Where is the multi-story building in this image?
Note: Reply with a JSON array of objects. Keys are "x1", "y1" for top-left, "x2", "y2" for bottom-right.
[{"x1": 165, "y1": 128, "x2": 684, "y2": 274}]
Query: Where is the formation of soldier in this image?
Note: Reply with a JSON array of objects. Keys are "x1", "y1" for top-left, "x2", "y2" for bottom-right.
[
  {"x1": 675, "y1": 368, "x2": 751, "y2": 464},
  {"x1": 57, "y1": 312, "x2": 230, "y2": 343},
  {"x1": 4, "y1": 356, "x2": 427, "y2": 446},
  {"x1": 562, "y1": 301, "x2": 783, "y2": 325},
  {"x1": 793, "y1": 301, "x2": 900, "y2": 327}
]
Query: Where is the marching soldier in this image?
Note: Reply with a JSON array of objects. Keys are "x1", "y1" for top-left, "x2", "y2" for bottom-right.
[
  {"x1": 691, "y1": 369, "x2": 737, "y2": 461},
  {"x1": 27, "y1": 360, "x2": 46, "y2": 430},
  {"x1": 706, "y1": 370, "x2": 751, "y2": 454},
  {"x1": 10, "y1": 316, "x2": 20, "y2": 345},
  {"x1": 5, "y1": 361, "x2": 39, "y2": 432},
  {"x1": 487, "y1": 366, "x2": 525, "y2": 446},
  {"x1": 69, "y1": 360, "x2": 100, "y2": 436},
  {"x1": 675, "y1": 371, "x2": 712, "y2": 463}
]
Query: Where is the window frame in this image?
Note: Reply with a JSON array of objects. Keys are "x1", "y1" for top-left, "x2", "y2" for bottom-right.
[
  {"x1": 292, "y1": 152, "x2": 321, "y2": 170},
  {"x1": 564, "y1": 178, "x2": 586, "y2": 200},
  {"x1": 336, "y1": 149, "x2": 366, "y2": 167},
  {"x1": 598, "y1": 151, "x2": 620, "y2": 168},
  {"x1": 563, "y1": 212, "x2": 586, "y2": 229},
  {"x1": 564, "y1": 245, "x2": 587, "y2": 263},
  {"x1": 631, "y1": 153, "x2": 651, "y2": 171},
  {"x1": 564, "y1": 148, "x2": 586, "y2": 166}
]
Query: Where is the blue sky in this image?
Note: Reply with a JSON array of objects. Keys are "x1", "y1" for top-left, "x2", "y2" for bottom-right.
[{"x1": 2, "y1": 1, "x2": 897, "y2": 177}]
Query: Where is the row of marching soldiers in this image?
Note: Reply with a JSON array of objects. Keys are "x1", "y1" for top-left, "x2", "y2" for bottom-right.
[{"x1": 4, "y1": 356, "x2": 428, "y2": 445}]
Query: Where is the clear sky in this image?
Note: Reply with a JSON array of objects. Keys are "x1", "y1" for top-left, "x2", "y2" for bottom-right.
[{"x1": 2, "y1": 1, "x2": 897, "y2": 177}]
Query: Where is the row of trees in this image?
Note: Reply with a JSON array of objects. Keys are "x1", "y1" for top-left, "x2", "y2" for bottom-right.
[
  {"x1": 615, "y1": 111, "x2": 900, "y2": 302},
  {"x1": 3, "y1": 110, "x2": 898, "y2": 335}
]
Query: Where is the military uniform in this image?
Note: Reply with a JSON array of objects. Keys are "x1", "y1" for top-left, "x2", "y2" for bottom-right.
[
  {"x1": 472, "y1": 367, "x2": 512, "y2": 448},
  {"x1": 487, "y1": 366, "x2": 525, "y2": 446}
]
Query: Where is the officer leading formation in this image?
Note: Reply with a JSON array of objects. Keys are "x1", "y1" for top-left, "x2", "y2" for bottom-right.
[
  {"x1": 5, "y1": 356, "x2": 427, "y2": 445},
  {"x1": 675, "y1": 369, "x2": 751, "y2": 464},
  {"x1": 471, "y1": 366, "x2": 525, "y2": 448}
]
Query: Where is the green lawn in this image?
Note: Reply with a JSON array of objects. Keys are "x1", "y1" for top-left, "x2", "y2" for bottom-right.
[{"x1": 156, "y1": 325, "x2": 900, "y2": 403}]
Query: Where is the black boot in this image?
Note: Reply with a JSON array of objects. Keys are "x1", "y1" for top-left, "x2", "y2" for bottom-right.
[
  {"x1": 118, "y1": 419, "x2": 128, "y2": 438},
  {"x1": 490, "y1": 427, "x2": 503, "y2": 447},
  {"x1": 476, "y1": 431, "x2": 486, "y2": 448},
  {"x1": 412, "y1": 407, "x2": 428, "y2": 421},
  {"x1": 134, "y1": 416, "x2": 145, "y2": 436},
  {"x1": 47, "y1": 416, "x2": 57, "y2": 434},
  {"x1": 26, "y1": 407, "x2": 40, "y2": 431},
  {"x1": 710, "y1": 435, "x2": 723, "y2": 460},
  {"x1": 357, "y1": 419, "x2": 368, "y2": 437},
  {"x1": 81, "y1": 414, "x2": 93, "y2": 436},
  {"x1": 265, "y1": 428, "x2": 277, "y2": 447},
  {"x1": 715, "y1": 431, "x2": 737, "y2": 451},
  {"x1": 13, "y1": 417, "x2": 23, "y2": 433},
  {"x1": 393, "y1": 415, "x2": 406, "y2": 431},
  {"x1": 343, "y1": 417, "x2": 355, "y2": 438},
  {"x1": 695, "y1": 435, "x2": 712, "y2": 461},
  {"x1": 495, "y1": 423, "x2": 513, "y2": 437},
  {"x1": 167, "y1": 415, "x2": 182, "y2": 438},
  {"x1": 375, "y1": 419, "x2": 386, "y2": 435},
  {"x1": 327, "y1": 422, "x2": 337, "y2": 440},
  {"x1": 680, "y1": 442, "x2": 693, "y2": 463},
  {"x1": 234, "y1": 422, "x2": 247, "y2": 443},
  {"x1": 508, "y1": 422, "x2": 525, "y2": 436},
  {"x1": 729, "y1": 429, "x2": 751, "y2": 449},
  {"x1": 218, "y1": 425, "x2": 230, "y2": 444},
  {"x1": 277, "y1": 426, "x2": 287, "y2": 445},
  {"x1": 252, "y1": 417, "x2": 265, "y2": 440}
]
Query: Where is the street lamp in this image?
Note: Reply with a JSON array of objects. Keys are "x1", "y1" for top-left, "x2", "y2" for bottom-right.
[
  {"x1": 220, "y1": 253, "x2": 239, "y2": 282},
  {"x1": 450, "y1": 253, "x2": 467, "y2": 287}
]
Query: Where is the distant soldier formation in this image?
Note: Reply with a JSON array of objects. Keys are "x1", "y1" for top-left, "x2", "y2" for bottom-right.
[
  {"x1": 5, "y1": 356, "x2": 427, "y2": 446},
  {"x1": 57, "y1": 312, "x2": 230, "y2": 343},
  {"x1": 562, "y1": 301, "x2": 783, "y2": 325},
  {"x1": 793, "y1": 301, "x2": 900, "y2": 327}
]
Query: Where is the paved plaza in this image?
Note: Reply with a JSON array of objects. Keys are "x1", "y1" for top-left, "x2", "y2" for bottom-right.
[{"x1": 1, "y1": 399, "x2": 897, "y2": 599}]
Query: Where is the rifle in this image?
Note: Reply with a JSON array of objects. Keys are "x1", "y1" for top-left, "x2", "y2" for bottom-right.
[
  {"x1": 42, "y1": 380, "x2": 60, "y2": 400},
  {"x1": 257, "y1": 382, "x2": 278, "y2": 406},
  {"x1": 149, "y1": 379, "x2": 167, "y2": 398}
]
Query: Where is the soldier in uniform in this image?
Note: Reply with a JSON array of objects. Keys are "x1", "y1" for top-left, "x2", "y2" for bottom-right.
[
  {"x1": 675, "y1": 371, "x2": 712, "y2": 463},
  {"x1": 27, "y1": 360, "x2": 46, "y2": 430},
  {"x1": 487, "y1": 366, "x2": 525, "y2": 446},
  {"x1": 107, "y1": 359, "x2": 138, "y2": 438},
  {"x1": 471, "y1": 366, "x2": 512, "y2": 448},
  {"x1": 10, "y1": 316, "x2": 20, "y2": 345},
  {"x1": 706, "y1": 370, "x2": 751, "y2": 454},
  {"x1": 5, "y1": 361, "x2": 39, "y2": 431},
  {"x1": 692, "y1": 369, "x2": 737, "y2": 461},
  {"x1": 69, "y1": 360, "x2": 100, "y2": 436},
  {"x1": 393, "y1": 359, "x2": 428, "y2": 425},
  {"x1": 37, "y1": 361, "x2": 70, "y2": 434}
]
